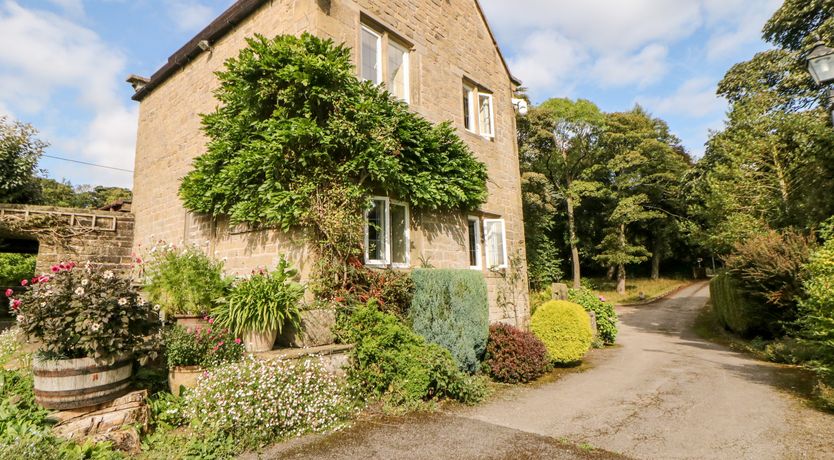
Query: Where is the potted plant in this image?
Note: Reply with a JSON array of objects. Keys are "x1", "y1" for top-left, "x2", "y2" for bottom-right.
[
  {"x1": 212, "y1": 256, "x2": 304, "y2": 353},
  {"x1": 142, "y1": 243, "x2": 230, "y2": 330},
  {"x1": 163, "y1": 323, "x2": 243, "y2": 396},
  {"x1": 10, "y1": 262, "x2": 160, "y2": 409}
]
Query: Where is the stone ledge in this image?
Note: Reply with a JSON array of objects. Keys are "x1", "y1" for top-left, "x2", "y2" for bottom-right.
[{"x1": 253, "y1": 343, "x2": 354, "y2": 361}]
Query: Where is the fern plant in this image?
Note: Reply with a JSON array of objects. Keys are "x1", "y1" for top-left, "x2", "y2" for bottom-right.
[{"x1": 213, "y1": 257, "x2": 304, "y2": 336}]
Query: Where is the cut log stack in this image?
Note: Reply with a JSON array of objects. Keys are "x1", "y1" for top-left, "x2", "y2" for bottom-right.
[{"x1": 46, "y1": 389, "x2": 150, "y2": 453}]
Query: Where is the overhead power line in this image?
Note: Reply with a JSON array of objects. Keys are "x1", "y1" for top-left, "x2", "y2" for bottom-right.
[{"x1": 42, "y1": 154, "x2": 134, "y2": 173}]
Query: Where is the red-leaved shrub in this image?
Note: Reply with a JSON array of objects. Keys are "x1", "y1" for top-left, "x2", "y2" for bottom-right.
[{"x1": 483, "y1": 323, "x2": 551, "y2": 384}]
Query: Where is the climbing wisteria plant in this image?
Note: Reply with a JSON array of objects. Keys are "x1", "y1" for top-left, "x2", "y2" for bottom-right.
[
  {"x1": 11, "y1": 262, "x2": 161, "y2": 363},
  {"x1": 178, "y1": 33, "x2": 488, "y2": 262}
]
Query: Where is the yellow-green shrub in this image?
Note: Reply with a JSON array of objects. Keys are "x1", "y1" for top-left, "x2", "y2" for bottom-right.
[{"x1": 530, "y1": 300, "x2": 593, "y2": 364}]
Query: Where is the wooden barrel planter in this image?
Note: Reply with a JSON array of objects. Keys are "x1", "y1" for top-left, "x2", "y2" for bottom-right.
[{"x1": 32, "y1": 354, "x2": 133, "y2": 410}]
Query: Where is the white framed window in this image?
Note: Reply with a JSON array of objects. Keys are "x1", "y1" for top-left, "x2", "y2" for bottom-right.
[
  {"x1": 388, "y1": 41, "x2": 409, "y2": 102},
  {"x1": 360, "y1": 26, "x2": 382, "y2": 84},
  {"x1": 364, "y1": 196, "x2": 410, "y2": 267},
  {"x1": 484, "y1": 218, "x2": 507, "y2": 269},
  {"x1": 467, "y1": 216, "x2": 482, "y2": 269},
  {"x1": 463, "y1": 84, "x2": 476, "y2": 133},
  {"x1": 478, "y1": 93, "x2": 494, "y2": 138}
]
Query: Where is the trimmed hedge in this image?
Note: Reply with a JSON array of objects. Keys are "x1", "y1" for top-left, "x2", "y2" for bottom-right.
[
  {"x1": 531, "y1": 300, "x2": 593, "y2": 364},
  {"x1": 709, "y1": 272, "x2": 764, "y2": 337},
  {"x1": 568, "y1": 288, "x2": 618, "y2": 345},
  {"x1": 409, "y1": 269, "x2": 489, "y2": 373},
  {"x1": 483, "y1": 323, "x2": 551, "y2": 383}
]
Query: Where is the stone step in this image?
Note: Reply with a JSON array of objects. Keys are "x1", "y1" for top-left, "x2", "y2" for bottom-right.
[{"x1": 253, "y1": 343, "x2": 353, "y2": 376}]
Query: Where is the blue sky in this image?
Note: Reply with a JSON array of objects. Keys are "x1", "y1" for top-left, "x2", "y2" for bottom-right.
[{"x1": 0, "y1": 0, "x2": 782, "y2": 188}]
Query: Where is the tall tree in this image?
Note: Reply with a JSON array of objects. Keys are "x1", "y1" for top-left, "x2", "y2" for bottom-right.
[
  {"x1": 0, "y1": 116, "x2": 46, "y2": 204},
  {"x1": 596, "y1": 108, "x2": 687, "y2": 293},
  {"x1": 517, "y1": 98, "x2": 606, "y2": 288}
]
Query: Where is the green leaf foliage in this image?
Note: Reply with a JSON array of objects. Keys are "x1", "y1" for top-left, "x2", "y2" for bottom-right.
[
  {"x1": 212, "y1": 256, "x2": 304, "y2": 335},
  {"x1": 567, "y1": 287, "x2": 618, "y2": 345},
  {"x1": 709, "y1": 272, "x2": 766, "y2": 337},
  {"x1": 344, "y1": 302, "x2": 488, "y2": 410},
  {"x1": 0, "y1": 116, "x2": 45, "y2": 204},
  {"x1": 409, "y1": 269, "x2": 489, "y2": 373},
  {"x1": 798, "y1": 234, "x2": 834, "y2": 371},
  {"x1": 142, "y1": 244, "x2": 231, "y2": 316},
  {"x1": 0, "y1": 253, "x2": 36, "y2": 286},
  {"x1": 530, "y1": 300, "x2": 593, "y2": 364},
  {"x1": 179, "y1": 33, "x2": 487, "y2": 230}
]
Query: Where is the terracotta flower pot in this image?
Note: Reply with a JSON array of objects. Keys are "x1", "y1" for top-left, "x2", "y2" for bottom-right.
[
  {"x1": 168, "y1": 365, "x2": 204, "y2": 396},
  {"x1": 243, "y1": 329, "x2": 278, "y2": 353}
]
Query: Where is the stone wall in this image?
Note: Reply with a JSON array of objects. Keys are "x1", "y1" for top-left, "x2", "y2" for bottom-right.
[
  {"x1": 130, "y1": 0, "x2": 529, "y2": 326},
  {"x1": 0, "y1": 204, "x2": 135, "y2": 275}
]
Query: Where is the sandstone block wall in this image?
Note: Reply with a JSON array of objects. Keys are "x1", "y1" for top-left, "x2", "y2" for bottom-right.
[
  {"x1": 0, "y1": 204, "x2": 135, "y2": 275},
  {"x1": 131, "y1": 0, "x2": 529, "y2": 326}
]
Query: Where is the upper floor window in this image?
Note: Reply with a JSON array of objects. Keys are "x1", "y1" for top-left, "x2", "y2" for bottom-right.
[
  {"x1": 462, "y1": 82, "x2": 494, "y2": 139},
  {"x1": 360, "y1": 24, "x2": 410, "y2": 102}
]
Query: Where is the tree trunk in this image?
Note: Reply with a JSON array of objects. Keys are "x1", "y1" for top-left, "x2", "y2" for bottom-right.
[
  {"x1": 565, "y1": 188, "x2": 581, "y2": 289},
  {"x1": 617, "y1": 264, "x2": 626, "y2": 294},
  {"x1": 607, "y1": 265, "x2": 615, "y2": 280},
  {"x1": 617, "y1": 223, "x2": 627, "y2": 294},
  {"x1": 651, "y1": 237, "x2": 661, "y2": 280}
]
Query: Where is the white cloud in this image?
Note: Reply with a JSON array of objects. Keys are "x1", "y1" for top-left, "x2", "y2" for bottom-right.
[
  {"x1": 507, "y1": 30, "x2": 587, "y2": 96},
  {"x1": 703, "y1": 0, "x2": 782, "y2": 61},
  {"x1": 0, "y1": 1, "x2": 136, "y2": 187},
  {"x1": 167, "y1": 0, "x2": 215, "y2": 32},
  {"x1": 591, "y1": 44, "x2": 669, "y2": 88},
  {"x1": 639, "y1": 77, "x2": 725, "y2": 118},
  {"x1": 46, "y1": 0, "x2": 84, "y2": 18}
]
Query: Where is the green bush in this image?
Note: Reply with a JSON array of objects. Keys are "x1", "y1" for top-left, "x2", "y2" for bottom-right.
[
  {"x1": 143, "y1": 244, "x2": 230, "y2": 316},
  {"x1": 568, "y1": 288, "x2": 618, "y2": 346},
  {"x1": 409, "y1": 269, "x2": 489, "y2": 373},
  {"x1": 709, "y1": 272, "x2": 766, "y2": 337},
  {"x1": 345, "y1": 302, "x2": 487, "y2": 410},
  {"x1": 0, "y1": 253, "x2": 36, "y2": 286},
  {"x1": 184, "y1": 357, "x2": 352, "y2": 445},
  {"x1": 724, "y1": 229, "x2": 814, "y2": 335},
  {"x1": 212, "y1": 256, "x2": 303, "y2": 336},
  {"x1": 798, "y1": 235, "x2": 834, "y2": 371},
  {"x1": 162, "y1": 325, "x2": 244, "y2": 369},
  {"x1": 530, "y1": 300, "x2": 593, "y2": 364}
]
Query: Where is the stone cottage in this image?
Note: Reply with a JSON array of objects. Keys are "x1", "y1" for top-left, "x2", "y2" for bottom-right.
[{"x1": 128, "y1": 0, "x2": 529, "y2": 324}]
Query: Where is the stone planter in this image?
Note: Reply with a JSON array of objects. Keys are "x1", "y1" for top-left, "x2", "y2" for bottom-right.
[
  {"x1": 174, "y1": 315, "x2": 210, "y2": 332},
  {"x1": 33, "y1": 353, "x2": 133, "y2": 410},
  {"x1": 168, "y1": 365, "x2": 204, "y2": 396},
  {"x1": 277, "y1": 309, "x2": 336, "y2": 348},
  {"x1": 243, "y1": 329, "x2": 278, "y2": 353}
]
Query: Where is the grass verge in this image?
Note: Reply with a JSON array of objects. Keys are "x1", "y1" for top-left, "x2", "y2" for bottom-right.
[{"x1": 591, "y1": 277, "x2": 689, "y2": 304}]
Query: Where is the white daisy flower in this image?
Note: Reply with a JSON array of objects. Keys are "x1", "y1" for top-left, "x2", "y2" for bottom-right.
[
  {"x1": 118, "y1": 297, "x2": 128, "y2": 306},
  {"x1": 74, "y1": 287, "x2": 85, "y2": 296},
  {"x1": 90, "y1": 323, "x2": 102, "y2": 332},
  {"x1": 81, "y1": 278, "x2": 89, "y2": 286},
  {"x1": 103, "y1": 270, "x2": 114, "y2": 280}
]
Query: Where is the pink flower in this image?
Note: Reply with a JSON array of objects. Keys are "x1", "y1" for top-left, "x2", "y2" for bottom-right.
[
  {"x1": 207, "y1": 328, "x2": 211, "y2": 334},
  {"x1": 4, "y1": 289, "x2": 12, "y2": 298},
  {"x1": 50, "y1": 265, "x2": 60, "y2": 273},
  {"x1": 599, "y1": 296, "x2": 606, "y2": 302},
  {"x1": 135, "y1": 257, "x2": 142, "y2": 264},
  {"x1": 10, "y1": 299, "x2": 21, "y2": 310},
  {"x1": 40, "y1": 276, "x2": 49, "y2": 283},
  {"x1": 31, "y1": 277, "x2": 39, "y2": 284},
  {"x1": 208, "y1": 318, "x2": 214, "y2": 324},
  {"x1": 20, "y1": 279, "x2": 27, "y2": 286},
  {"x1": 234, "y1": 338, "x2": 241, "y2": 344},
  {"x1": 212, "y1": 346, "x2": 219, "y2": 351},
  {"x1": 218, "y1": 341, "x2": 224, "y2": 346}
]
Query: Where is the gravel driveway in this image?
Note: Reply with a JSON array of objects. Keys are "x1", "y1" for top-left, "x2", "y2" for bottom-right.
[{"x1": 249, "y1": 282, "x2": 834, "y2": 460}]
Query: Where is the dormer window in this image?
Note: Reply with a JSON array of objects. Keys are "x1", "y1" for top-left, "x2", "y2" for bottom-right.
[{"x1": 360, "y1": 23, "x2": 410, "y2": 103}]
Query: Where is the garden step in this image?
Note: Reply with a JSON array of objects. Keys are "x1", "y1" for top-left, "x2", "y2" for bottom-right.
[{"x1": 253, "y1": 344, "x2": 353, "y2": 376}]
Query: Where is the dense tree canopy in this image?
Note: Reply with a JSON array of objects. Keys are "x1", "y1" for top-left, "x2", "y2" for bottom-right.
[{"x1": 0, "y1": 116, "x2": 45, "y2": 204}]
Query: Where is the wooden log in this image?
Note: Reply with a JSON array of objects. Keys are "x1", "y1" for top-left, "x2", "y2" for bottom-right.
[{"x1": 51, "y1": 390, "x2": 149, "y2": 441}]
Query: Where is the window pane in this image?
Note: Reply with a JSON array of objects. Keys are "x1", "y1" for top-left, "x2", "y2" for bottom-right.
[
  {"x1": 361, "y1": 28, "x2": 379, "y2": 84},
  {"x1": 388, "y1": 43, "x2": 407, "y2": 100},
  {"x1": 463, "y1": 87, "x2": 472, "y2": 131},
  {"x1": 390, "y1": 203, "x2": 408, "y2": 265},
  {"x1": 485, "y1": 220, "x2": 506, "y2": 268},
  {"x1": 468, "y1": 219, "x2": 479, "y2": 267},
  {"x1": 479, "y1": 94, "x2": 493, "y2": 136},
  {"x1": 367, "y1": 199, "x2": 386, "y2": 261}
]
